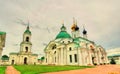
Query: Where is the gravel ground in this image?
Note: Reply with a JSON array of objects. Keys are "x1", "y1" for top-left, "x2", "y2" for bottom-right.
[{"x1": 44, "y1": 65, "x2": 120, "y2": 74}]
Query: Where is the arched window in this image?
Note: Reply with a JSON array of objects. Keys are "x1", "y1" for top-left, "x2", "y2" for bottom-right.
[
  {"x1": 90, "y1": 45, "x2": 94, "y2": 52},
  {"x1": 26, "y1": 37, "x2": 29, "y2": 42},
  {"x1": 74, "y1": 54, "x2": 77, "y2": 62},
  {"x1": 54, "y1": 51, "x2": 56, "y2": 54},
  {"x1": 68, "y1": 41, "x2": 70, "y2": 43},
  {"x1": 69, "y1": 47, "x2": 72, "y2": 51},
  {"x1": 69, "y1": 55, "x2": 72, "y2": 63},
  {"x1": 52, "y1": 44, "x2": 56, "y2": 50},
  {"x1": 25, "y1": 47, "x2": 28, "y2": 52}
]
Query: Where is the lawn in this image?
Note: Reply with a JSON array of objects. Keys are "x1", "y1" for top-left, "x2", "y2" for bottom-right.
[
  {"x1": 14, "y1": 65, "x2": 93, "y2": 74},
  {"x1": 0, "y1": 66, "x2": 6, "y2": 74}
]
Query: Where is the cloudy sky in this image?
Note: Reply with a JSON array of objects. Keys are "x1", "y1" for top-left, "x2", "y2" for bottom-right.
[{"x1": 0, "y1": 0, "x2": 120, "y2": 57}]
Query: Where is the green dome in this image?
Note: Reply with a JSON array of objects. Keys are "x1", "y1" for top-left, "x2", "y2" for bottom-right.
[
  {"x1": 56, "y1": 31, "x2": 71, "y2": 39},
  {"x1": 24, "y1": 29, "x2": 31, "y2": 34}
]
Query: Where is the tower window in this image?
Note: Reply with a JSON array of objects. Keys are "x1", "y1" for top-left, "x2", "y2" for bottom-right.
[
  {"x1": 68, "y1": 41, "x2": 70, "y2": 43},
  {"x1": 52, "y1": 44, "x2": 56, "y2": 50},
  {"x1": 69, "y1": 47, "x2": 72, "y2": 51},
  {"x1": 69, "y1": 55, "x2": 72, "y2": 63},
  {"x1": 26, "y1": 37, "x2": 29, "y2": 42},
  {"x1": 25, "y1": 47, "x2": 28, "y2": 53},
  {"x1": 74, "y1": 54, "x2": 77, "y2": 63}
]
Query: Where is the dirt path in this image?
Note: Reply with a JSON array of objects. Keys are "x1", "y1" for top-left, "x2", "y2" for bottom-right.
[
  {"x1": 44, "y1": 65, "x2": 120, "y2": 74},
  {"x1": 5, "y1": 66, "x2": 20, "y2": 74}
]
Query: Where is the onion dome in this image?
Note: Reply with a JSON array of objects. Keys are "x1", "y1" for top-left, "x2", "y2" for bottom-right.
[
  {"x1": 75, "y1": 25, "x2": 79, "y2": 31},
  {"x1": 83, "y1": 29, "x2": 87, "y2": 35},
  {"x1": 71, "y1": 24, "x2": 76, "y2": 31},
  {"x1": 71, "y1": 18, "x2": 79, "y2": 31}
]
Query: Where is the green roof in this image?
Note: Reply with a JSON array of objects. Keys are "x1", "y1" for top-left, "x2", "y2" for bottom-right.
[
  {"x1": 108, "y1": 54, "x2": 120, "y2": 57},
  {"x1": 0, "y1": 31, "x2": 6, "y2": 35},
  {"x1": 24, "y1": 29, "x2": 31, "y2": 34},
  {"x1": 10, "y1": 52, "x2": 18, "y2": 55},
  {"x1": 56, "y1": 31, "x2": 71, "y2": 39}
]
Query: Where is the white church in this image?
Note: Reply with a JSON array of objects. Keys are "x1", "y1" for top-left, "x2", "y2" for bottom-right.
[
  {"x1": 9, "y1": 26, "x2": 38, "y2": 65},
  {"x1": 44, "y1": 20, "x2": 108, "y2": 66}
]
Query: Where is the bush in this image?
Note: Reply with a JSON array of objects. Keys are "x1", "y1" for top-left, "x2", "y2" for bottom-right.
[{"x1": 110, "y1": 58, "x2": 116, "y2": 64}]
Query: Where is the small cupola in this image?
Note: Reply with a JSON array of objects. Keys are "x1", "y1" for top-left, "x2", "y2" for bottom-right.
[
  {"x1": 83, "y1": 29, "x2": 87, "y2": 35},
  {"x1": 24, "y1": 25, "x2": 31, "y2": 35},
  {"x1": 61, "y1": 24, "x2": 66, "y2": 31}
]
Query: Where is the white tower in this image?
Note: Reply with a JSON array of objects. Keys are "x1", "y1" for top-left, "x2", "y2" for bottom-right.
[
  {"x1": 20, "y1": 25, "x2": 32, "y2": 54},
  {"x1": 71, "y1": 18, "x2": 80, "y2": 38}
]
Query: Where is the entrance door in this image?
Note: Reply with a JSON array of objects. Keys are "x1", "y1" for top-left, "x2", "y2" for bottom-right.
[
  {"x1": 92, "y1": 57, "x2": 95, "y2": 64},
  {"x1": 11, "y1": 60, "x2": 14, "y2": 65},
  {"x1": 24, "y1": 57, "x2": 27, "y2": 64}
]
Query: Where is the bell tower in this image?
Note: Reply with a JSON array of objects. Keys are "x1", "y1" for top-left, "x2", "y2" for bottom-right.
[{"x1": 20, "y1": 25, "x2": 32, "y2": 54}]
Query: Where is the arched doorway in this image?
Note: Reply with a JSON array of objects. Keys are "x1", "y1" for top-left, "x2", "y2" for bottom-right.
[
  {"x1": 26, "y1": 37, "x2": 29, "y2": 42},
  {"x1": 11, "y1": 60, "x2": 14, "y2": 65},
  {"x1": 24, "y1": 57, "x2": 27, "y2": 64}
]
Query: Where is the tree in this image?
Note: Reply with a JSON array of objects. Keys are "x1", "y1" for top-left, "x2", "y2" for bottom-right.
[
  {"x1": 1, "y1": 55, "x2": 9, "y2": 61},
  {"x1": 110, "y1": 58, "x2": 116, "y2": 64},
  {"x1": 41, "y1": 56, "x2": 45, "y2": 61}
]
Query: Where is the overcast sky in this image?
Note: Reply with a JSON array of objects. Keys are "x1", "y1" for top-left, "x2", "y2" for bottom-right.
[{"x1": 0, "y1": 0, "x2": 120, "y2": 57}]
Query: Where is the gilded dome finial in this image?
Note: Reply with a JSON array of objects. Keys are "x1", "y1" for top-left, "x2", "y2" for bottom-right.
[{"x1": 71, "y1": 18, "x2": 79, "y2": 31}]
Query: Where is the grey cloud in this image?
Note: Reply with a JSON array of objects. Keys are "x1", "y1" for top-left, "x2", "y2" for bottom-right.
[{"x1": 0, "y1": 0, "x2": 120, "y2": 56}]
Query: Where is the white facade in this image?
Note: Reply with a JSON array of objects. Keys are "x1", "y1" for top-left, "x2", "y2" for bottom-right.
[
  {"x1": 44, "y1": 21, "x2": 108, "y2": 66},
  {"x1": 9, "y1": 26, "x2": 38, "y2": 65},
  {"x1": 107, "y1": 48, "x2": 120, "y2": 64}
]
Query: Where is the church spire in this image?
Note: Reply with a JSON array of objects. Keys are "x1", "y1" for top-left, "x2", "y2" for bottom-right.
[
  {"x1": 27, "y1": 21, "x2": 30, "y2": 30},
  {"x1": 24, "y1": 21, "x2": 31, "y2": 35}
]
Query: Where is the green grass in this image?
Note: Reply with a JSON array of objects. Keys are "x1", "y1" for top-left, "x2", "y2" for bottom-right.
[
  {"x1": 0, "y1": 66, "x2": 6, "y2": 74},
  {"x1": 14, "y1": 65, "x2": 93, "y2": 74}
]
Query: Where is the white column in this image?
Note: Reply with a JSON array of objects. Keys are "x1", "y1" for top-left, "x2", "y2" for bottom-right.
[
  {"x1": 63, "y1": 47, "x2": 66, "y2": 65},
  {"x1": 60, "y1": 48, "x2": 63, "y2": 65},
  {"x1": 78, "y1": 48, "x2": 82, "y2": 65}
]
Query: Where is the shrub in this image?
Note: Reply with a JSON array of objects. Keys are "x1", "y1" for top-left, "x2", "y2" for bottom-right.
[{"x1": 110, "y1": 58, "x2": 116, "y2": 64}]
